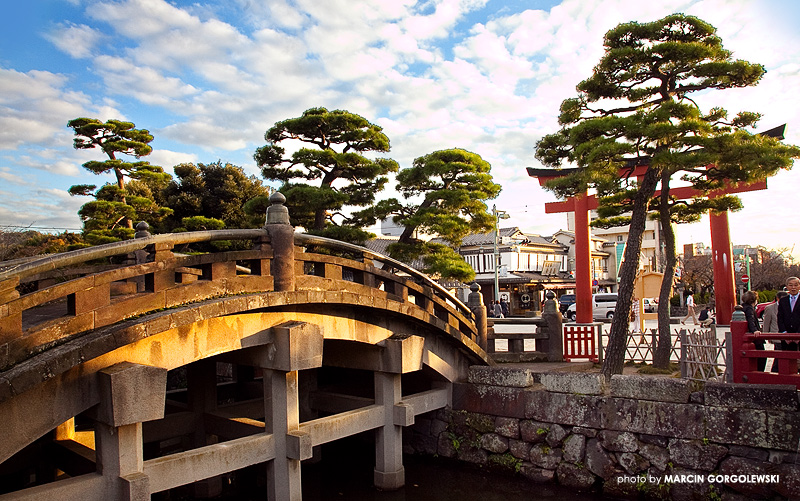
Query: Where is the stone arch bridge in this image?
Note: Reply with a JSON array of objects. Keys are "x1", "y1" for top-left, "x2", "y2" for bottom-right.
[{"x1": 0, "y1": 197, "x2": 490, "y2": 500}]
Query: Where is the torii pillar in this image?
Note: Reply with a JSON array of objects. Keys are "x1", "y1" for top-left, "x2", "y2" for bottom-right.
[
  {"x1": 573, "y1": 193, "x2": 593, "y2": 324},
  {"x1": 710, "y1": 212, "x2": 736, "y2": 324}
]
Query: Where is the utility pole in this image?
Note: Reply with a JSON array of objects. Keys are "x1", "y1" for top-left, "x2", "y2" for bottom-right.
[{"x1": 492, "y1": 204, "x2": 509, "y2": 303}]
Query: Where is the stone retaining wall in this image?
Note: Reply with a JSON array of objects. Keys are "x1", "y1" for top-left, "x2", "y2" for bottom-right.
[{"x1": 404, "y1": 368, "x2": 800, "y2": 500}]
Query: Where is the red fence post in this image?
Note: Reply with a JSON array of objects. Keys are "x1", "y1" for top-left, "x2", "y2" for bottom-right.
[{"x1": 731, "y1": 305, "x2": 761, "y2": 384}]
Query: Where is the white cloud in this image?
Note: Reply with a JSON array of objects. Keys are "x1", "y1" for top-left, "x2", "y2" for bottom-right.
[
  {"x1": 0, "y1": 187, "x2": 84, "y2": 231},
  {"x1": 159, "y1": 120, "x2": 252, "y2": 151},
  {"x1": 44, "y1": 23, "x2": 104, "y2": 58},
  {"x1": 93, "y1": 55, "x2": 200, "y2": 106},
  {"x1": 0, "y1": 68, "x2": 102, "y2": 150},
  {"x1": 148, "y1": 149, "x2": 199, "y2": 170},
  {"x1": 90, "y1": 0, "x2": 197, "y2": 39},
  {"x1": 0, "y1": 168, "x2": 28, "y2": 186}
]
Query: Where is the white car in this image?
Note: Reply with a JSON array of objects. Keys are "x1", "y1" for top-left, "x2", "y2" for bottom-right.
[{"x1": 565, "y1": 293, "x2": 618, "y2": 321}]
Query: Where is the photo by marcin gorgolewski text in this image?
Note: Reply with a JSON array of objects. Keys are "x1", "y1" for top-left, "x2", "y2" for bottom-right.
[{"x1": 616, "y1": 473, "x2": 781, "y2": 486}]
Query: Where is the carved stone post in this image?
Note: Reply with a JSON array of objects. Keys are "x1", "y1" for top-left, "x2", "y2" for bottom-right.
[
  {"x1": 261, "y1": 321, "x2": 321, "y2": 501},
  {"x1": 264, "y1": 193, "x2": 295, "y2": 292},
  {"x1": 541, "y1": 291, "x2": 563, "y2": 362},
  {"x1": 374, "y1": 371, "x2": 404, "y2": 490},
  {"x1": 187, "y1": 359, "x2": 221, "y2": 498},
  {"x1": 88, "y1": 362, "x2": 167, "y2": 501},
  {"x1": 467, "y1": 283, "x2": 488, "y2": 351}
]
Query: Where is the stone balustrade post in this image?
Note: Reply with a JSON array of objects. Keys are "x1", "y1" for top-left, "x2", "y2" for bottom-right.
[
  {"x1": 467, "y1": 282, "x2": 488, "y2": 351},
  {"x1": 374, "y1": 371, "x2": 404, "y2": 490},
  {"x1": 88, "y1": 362, "x2": 167, "y2": 501},
  {"x1": 264, "y1": 193, "x2": 295, "y2": 292},
  {"x1": 0, "y1": 277, "x2": 22, "y2": 346},
  {"x1": 541, "y1": 290, "x2": 563, "y2": 362}
]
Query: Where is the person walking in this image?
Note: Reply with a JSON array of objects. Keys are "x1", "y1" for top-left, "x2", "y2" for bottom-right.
[
  {"x1": 763, "y1": 291, "x2": 788, "y2": 372},
  {"x1": 741, "y1": 290, "x2": 765, "y2": 371},
  {"x1": 681, "y1": 294, "x2": 698, "y2": 325}
]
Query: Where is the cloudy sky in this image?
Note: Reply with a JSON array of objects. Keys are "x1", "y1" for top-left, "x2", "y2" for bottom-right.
[{"x1": 1, "y1": 0, "x2": 799, "y2": 258}]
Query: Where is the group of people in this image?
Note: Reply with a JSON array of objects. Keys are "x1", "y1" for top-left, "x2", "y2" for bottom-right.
[
  {"x1": 745, "y1": 276, "x2": 800, "y2": 372},
  {"x1": 491, "y1": 298, "x2": 510, "y2": 318},
  {"x1": 681, "y1": 293, "x2": 715, "y2": 326}
]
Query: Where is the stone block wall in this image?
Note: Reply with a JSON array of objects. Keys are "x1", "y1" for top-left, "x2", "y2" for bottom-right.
[{"x1": 404, "y1": 368, "x2": 800, "y2": 500}]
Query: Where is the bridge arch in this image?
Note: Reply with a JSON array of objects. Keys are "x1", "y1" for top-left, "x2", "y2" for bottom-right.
[{"x1": 0, "y1": 202, "x2": 489, "y2": 500}]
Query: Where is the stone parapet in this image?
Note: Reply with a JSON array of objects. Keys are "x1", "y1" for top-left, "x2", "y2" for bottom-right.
[
  {"x1": 407, "y1": 372, "x2": 800, "y2": 499},
  {"x1": 610, "y1": 374, "x2": 693, "y2": 403},
  {"x1": 704, "y1": 381, "x2": 799, "y2": 411},
  {"x1": 468, "y1": 365, "x2": 534, "y2": 388},
  {"x1": 539, "y1": 372, "x2": 606, "y2": 395}
]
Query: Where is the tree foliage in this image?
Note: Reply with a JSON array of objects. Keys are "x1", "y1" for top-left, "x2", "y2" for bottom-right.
[
  {"x1": 749, "y1": 249, "x2": 800, "y2": 291},
  {"x1": 254, "y1": 107, "x2": 398, "y2": 243},
  {"x1": 681, "y1": 253, "x2": 715, "y2": 298},
  {"x1": 355, "y1": 148, "x2": 501, "y2": 281},
  {"x1": 0, "y1": 230, "x2": 86, "y2": 262},
  {"x1": 160, "y1": 162, "x2": 271, "y2": 232},
  {"x1": 534, "y1": 14, "x2": 800, "y2": 376},
  {"x1": 67, "y1": 118, "x2": 172, "y2": 244}
]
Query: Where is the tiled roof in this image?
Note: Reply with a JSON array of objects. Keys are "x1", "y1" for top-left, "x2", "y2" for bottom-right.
[
  {"x1": 363, "y1": 237, "x2": 427, "y2": 270},
  {"x1": 460, "y1": 227, "x2": 520, "y2": 246},
  {"x1": 459, "y1": 227, "x2": 562, "y2": 249}
]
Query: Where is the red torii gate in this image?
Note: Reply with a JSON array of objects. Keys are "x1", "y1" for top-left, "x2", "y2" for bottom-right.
[{"x1": 527, "y1": 165, "x2": 767, "y2": 325}]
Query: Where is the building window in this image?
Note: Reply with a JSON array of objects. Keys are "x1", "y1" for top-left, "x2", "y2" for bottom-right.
[{"x1": 616, "y1": 235, "x2": 623, "y2": 242}]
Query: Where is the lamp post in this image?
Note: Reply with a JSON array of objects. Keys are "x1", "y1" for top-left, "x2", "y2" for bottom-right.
[{"x1": 493, "y1": 204, "x2": 510, "y2": 303}]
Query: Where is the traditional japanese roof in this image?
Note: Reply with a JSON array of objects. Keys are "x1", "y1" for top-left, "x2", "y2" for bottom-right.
[
  {"x1": 459, "y1": 227, "x2": 563, "y2": 249},
  {"x1": 363, "y1": 236, "x2": 426, "y2": 270}
]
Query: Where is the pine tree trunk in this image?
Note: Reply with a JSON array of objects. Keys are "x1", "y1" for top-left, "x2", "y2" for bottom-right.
[
  {"x1": 113, "y1": 166, "x2": 134, "y2": 230},
  {"x1": 653, "y1": 171, "x2": 677, "y2": 368},
  {"x1": 602, "y1": 166, "x2": 661, "y2": 378}
]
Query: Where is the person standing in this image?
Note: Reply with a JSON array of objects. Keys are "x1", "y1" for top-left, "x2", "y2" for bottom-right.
[
  {"x1": 500, "y1": 297, "x2": 510, "y2": 317},
  {"x1": 763, "y1": 291, "x2": 788, "y2": 333},
  {"x1": 763, "y1": 291, "x2": 788, "y2": 372},
  {"x1": 741, "y1": 290, "x2": 764, "y2": 371},
  {"x1": 777, "y1": 277, "x2": 800, "y2": 351},
  {"x1": 681, "y1": 294, "x2": 698, "y2": 325},
  {"x1": 493, "y1": 300, "x2": 504, "y2": 318}
]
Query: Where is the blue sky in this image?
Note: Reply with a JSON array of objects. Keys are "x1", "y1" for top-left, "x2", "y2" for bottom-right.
[{"x1": 1, "y1": 0, "x2": 799, "y2": 258}]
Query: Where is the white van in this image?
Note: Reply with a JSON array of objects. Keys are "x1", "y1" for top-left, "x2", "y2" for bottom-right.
[{"x1": 565, "y1": 293, "x2": 618, "y2": 321}]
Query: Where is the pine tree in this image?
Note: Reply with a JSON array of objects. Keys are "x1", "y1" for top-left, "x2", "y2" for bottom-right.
[
  {"x1": 534, "y1": 14, "x2": 799, "y2": 375},
  {"x1": 67, "y1": 118, "x2": 172, "y2": 243}
]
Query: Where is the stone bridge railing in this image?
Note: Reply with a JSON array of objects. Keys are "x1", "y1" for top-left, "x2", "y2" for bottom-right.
[{"x1": 0, "y1": 200, "x2": 484, "y2": 374}]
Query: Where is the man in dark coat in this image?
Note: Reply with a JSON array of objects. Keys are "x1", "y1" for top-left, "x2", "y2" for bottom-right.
[{"x1": 777, "y1": 277, "x2": 800, "y2": 351}]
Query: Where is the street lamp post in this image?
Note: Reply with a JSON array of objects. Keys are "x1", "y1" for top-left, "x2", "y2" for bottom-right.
[{"x1": 492, "y1": 204, "x2": 510, "y2": 303}]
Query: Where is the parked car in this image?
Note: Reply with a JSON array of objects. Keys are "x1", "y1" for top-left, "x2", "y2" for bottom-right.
[
  {"x1": 643, "y1": 298, "x2": 656, "y2": 313},
  {"x1": 558, "y1": 294, "x2": 576, "y2": 314},
  {"x1": 756, "y1": 300, "x2": 773, "y2": 319},
  {"x1": 565, "y1": 293, "x2": 618, "y2": 321}
]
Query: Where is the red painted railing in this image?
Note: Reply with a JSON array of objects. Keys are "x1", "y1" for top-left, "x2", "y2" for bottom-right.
[
  {"x1": 730, "y1": 319, "x2": 800, "y2": 389},
  {"x1": 563, "y1": 324, "x2": 600, "y2": 362}
]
